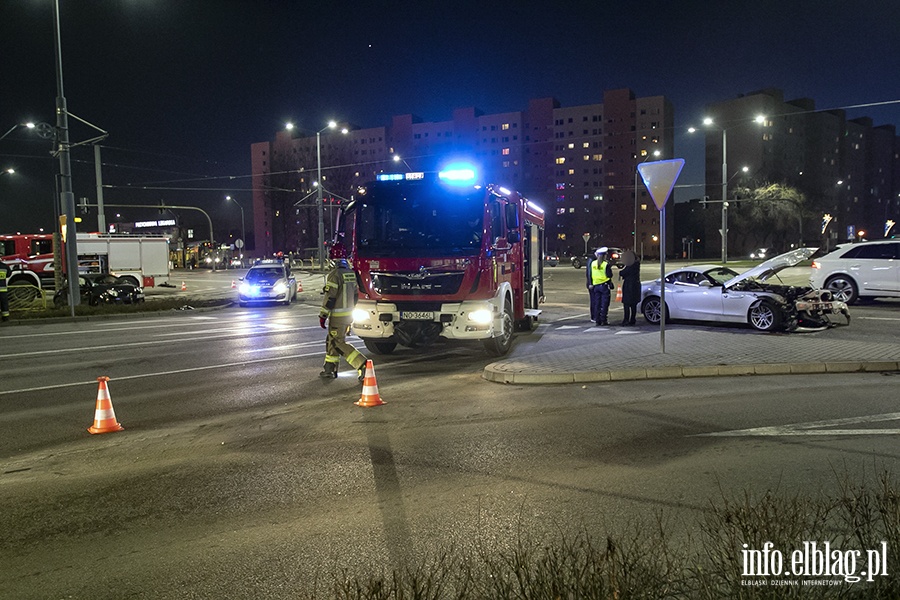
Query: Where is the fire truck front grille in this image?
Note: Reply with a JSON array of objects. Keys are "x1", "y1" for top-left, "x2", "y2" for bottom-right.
[{"x1": 371, "y1": 271, "x2": 464, "y2": 296}]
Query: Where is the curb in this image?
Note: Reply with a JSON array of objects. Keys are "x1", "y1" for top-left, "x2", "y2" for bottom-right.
[{"x1": 482, "y1": 361, "x2": 900, "y2": 384}]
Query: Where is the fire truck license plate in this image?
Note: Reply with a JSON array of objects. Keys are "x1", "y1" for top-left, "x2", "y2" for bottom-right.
[{"x1": 401, "y1": 311, "x2": 433, "y2": 320}]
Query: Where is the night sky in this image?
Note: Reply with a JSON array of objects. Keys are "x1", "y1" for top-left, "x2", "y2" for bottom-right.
[{"x1": 2, "y1": 0, "x2": 899, "y2": 237}]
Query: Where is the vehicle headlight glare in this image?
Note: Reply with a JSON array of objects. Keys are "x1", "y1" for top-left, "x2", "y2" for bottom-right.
[
  {"x1": 239, "y1": 283, "x2": 251, "y2": 294},
  {"x1": 352, "y1": 308, "x2": 371, "y2": 323},
  {"x1": 468, "y1": 308, "x2": 492, "y2": 325},
  {"x1": 273, "y1": 282, "x2": 287, "y2": 294}
]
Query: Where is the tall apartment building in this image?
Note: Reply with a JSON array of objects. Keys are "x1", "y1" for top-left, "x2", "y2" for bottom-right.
[
  {"x1": 250, "y1": 88, "x2": 673, "y2": 258},
  {"x1": 702, "y1": 88, "x2": 900, "y2": 253}
]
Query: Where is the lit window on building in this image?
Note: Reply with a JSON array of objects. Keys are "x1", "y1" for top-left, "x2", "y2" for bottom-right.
[
  {"x1": 568, "y1": 169, "x2": 575, "y2": 175},
  {"x1": 568, "y1": 143, "x2": 575, "y2": 149},
  {"x1": 502, "y1": 148, "x2": 510, "y2": 155},
  {"x1": 641, "y1": 204, "x2": 648, "y2": 211},
  {"x1": 583, "y1": 142, "x2": 590, "y2": 148},
  {"x1": 557, "y1": 208, "x2": 566, "y2": 215},
  {"x1": 502, "y1": 123, "x2": 509, "y2": 130},
  {"x1": 555, "y1": 157, "x2": 566, "y2": 164}
]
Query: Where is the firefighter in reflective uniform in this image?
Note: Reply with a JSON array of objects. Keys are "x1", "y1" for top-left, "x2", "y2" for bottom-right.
[
  {"x1": 0, "y1": 259, "x2": 9, "y2": 322},
  {"x1": 587, "y1": 247, "x2": 613, "y2": 326},
  {"x1": 318, "y1": 259, "x2": 368, "y2": 381}
]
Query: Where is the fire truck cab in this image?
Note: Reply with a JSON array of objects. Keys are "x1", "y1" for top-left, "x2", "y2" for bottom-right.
[{"x1": 343, "y1": 166, "x2": 545, "y2": 356}]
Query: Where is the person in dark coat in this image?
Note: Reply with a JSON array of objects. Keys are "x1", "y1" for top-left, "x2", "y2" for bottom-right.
[{"x1": 618, "y1": 250, "x2": 641, "y2": 325}]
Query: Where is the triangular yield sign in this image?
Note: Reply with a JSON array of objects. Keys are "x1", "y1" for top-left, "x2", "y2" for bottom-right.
[{"x1": 637, "y1": 159, "x2": 685, "y2": 210}]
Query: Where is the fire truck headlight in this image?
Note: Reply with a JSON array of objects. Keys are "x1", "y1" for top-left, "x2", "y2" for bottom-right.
[
  {"x1": 467, "y1": 309, "x2": 493, "y2": 325},
  {"x1": 352, "y1": 308, "x2": 371, "y2": 323}
]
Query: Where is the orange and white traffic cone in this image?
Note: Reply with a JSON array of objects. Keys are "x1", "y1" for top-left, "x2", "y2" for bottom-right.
[
  {"x1": 88, "y1": 376, "x2": 124, "y2": 434},
  {"x1": 615, "y1": 285, "x2": 623, "y2": 302},
  {"x1": 355, "y1": 360, "x2": 385, "y2": 407},
  {"x1": 297, "y1": 281, "x2": 303, "y2": 293},
  {"x1": 231, "y1": 280, "x2": 236, "y2": 289},
  {"x1": 181, "y1": 281, "x2": 187, "y2": 291}
]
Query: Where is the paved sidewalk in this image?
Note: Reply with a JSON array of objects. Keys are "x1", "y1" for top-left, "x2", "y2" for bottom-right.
[{"x1": 483, "y1": 324, "x2": 900, "y2": 384}]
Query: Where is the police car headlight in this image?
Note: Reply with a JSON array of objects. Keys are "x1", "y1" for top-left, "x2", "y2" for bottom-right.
[
  {"x1": 467, "y1": 308, "x2": 493, "y2": 325},
  {"x1": 238, "y1": 283, "x2": 251, "y2": 295},
  {"x1": 273, "y1": 282, "x2": 288, "y2": 295},
  {"x1": 352, "y1": 308, "x2": 371, "y2": 323}
]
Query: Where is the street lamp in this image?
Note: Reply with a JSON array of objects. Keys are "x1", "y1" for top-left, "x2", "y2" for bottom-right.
[
  {"x1": 688, "y1": 115, "x2": 765, "y2": 263},
  {"x1": 315, "y1": 120, "x2": 348, "y2": 270},
  {"x1": 226, "y1": 195, "x2": 245, "y2": 263},
  {"x1": 392, "y1": 154, "x2": 413, "y2": 171},
  {"x1": 1, "y1": 168, "x2": 14, "y2": 176},
  {"x1": 0, "y1": 122, "x2": 35, "y2": 143},
  {"x1": 634, "y1": 149, "x2": 661, "y2": 251}
]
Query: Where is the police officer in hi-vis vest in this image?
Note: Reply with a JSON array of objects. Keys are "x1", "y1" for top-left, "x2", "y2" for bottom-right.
[
  {"x1": 318, "y1": 258, "x2": 368, "y2": 382},
  {"x1": 586, "y1": 247, "x2": 613, "y2": 326},
  {"x1": 0, "y1": 259, "x2": 11, "y2": 322}
]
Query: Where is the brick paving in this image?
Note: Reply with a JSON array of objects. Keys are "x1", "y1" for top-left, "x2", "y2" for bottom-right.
[{"x1": 483, "y1": 325, "x2": 900, "y2": 384}]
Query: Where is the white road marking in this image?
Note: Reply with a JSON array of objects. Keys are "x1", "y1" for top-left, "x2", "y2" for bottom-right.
[
  {"x1": 0, "y1": 326, "x2": 322, "y2": 359},
  {"x1": 697, "y1": 412, "x2": 900, "y2": 436}
]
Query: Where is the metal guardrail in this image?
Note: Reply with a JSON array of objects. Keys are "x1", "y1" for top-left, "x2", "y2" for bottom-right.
[{"x1": 8, "y1": 283, "x2": 49, "y2": 311}]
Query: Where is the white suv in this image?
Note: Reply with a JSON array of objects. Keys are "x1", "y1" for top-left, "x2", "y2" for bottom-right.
[{"x1": 810, "y1": 240, "x2": 900, "y2": 304}]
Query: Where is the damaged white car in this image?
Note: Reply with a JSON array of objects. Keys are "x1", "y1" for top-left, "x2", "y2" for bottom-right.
[{"x1": 640, "y1": 248, "x2": 850, "y2": 332}]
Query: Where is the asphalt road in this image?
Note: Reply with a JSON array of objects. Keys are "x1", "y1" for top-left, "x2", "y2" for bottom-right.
[{"x1": 1, "y1": 265, "x2": 898, "y2": 598}]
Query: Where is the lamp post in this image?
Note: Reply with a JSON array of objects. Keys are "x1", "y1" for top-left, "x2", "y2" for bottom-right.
[
  {"x1": 52, "y1": 0, "x2": 80, "y2": 312},
  {"x1": 633, "y1": 149, "x2": 661, "y2": 252},
  {"x1": 226, "y1": 195, "x2": 245, "y2": 262},
  {"x1": 315, "y1": 120, "x2": 348, "y2": 271},
  {"x1": 689, "y1": 115, "x2": 764, "y2": 263}
]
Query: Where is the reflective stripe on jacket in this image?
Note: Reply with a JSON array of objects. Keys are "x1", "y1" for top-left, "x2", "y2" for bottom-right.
[
  {"x1": 0, "y1": 262, "x2": 8, "y2": 292},
  {"x1": 319, "y1": 266, "x2": 358, "y2": 318}
]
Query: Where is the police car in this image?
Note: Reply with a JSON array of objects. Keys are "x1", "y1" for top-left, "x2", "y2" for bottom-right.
[{"x1": 237, "y1": 259, "x2": 298, "y2": 306}]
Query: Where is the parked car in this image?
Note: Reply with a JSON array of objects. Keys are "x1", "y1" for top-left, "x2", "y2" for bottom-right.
[
  {"x1": 53, "y1": 273, "x2": 145, "y2": 308},
  {"x1": 810, "y1": 240, "x2": 900, "y2": 304},
  {"x1": 238, "y1": 259, "x2": 297, "y2": 306},
  {"x1": 570, "y1": 247, "x2": 624, "y2": 269},
  {"x1": 639, "y1": 248, "x2": 849, "y2": 331},
  {"x1": 544, "y1": 253, "x2": 559, "y2": 267}
]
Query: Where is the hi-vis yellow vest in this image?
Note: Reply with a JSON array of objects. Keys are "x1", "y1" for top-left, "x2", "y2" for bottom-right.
[{"x1": 591, "y1": 260, "x2": 610, "y2": 285}]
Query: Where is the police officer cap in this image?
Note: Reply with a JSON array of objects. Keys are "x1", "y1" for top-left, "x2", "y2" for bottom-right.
[{"x1": 595, "y1": 247, "x2": 608, "y2": 256}]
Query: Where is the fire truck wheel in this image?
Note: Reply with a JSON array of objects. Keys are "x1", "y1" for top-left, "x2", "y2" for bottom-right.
[
  {"x1": 482, "y1": 299, "x2": 514, "y2": 356},
  {"x1": 121, "y1": 276, "x2": 141, "y2": 288},
  {"x1": 364, "y1": 339, "x2": 397, "y2": 355}
]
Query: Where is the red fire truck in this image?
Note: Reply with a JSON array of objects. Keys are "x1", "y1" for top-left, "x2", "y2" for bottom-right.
[{"x1": 341, "y1": 165, "x2": 545, "y2": 356}]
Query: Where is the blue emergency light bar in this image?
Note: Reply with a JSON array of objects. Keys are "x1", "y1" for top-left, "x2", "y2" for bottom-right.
[
  {"x1": 438, "y1": 167, "x2": 477, "y2": 183},
  {"x1": 376, "y1": 172, "x2": 426, "y2": 182}
]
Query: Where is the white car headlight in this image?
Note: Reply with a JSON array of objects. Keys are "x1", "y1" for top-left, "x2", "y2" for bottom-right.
[
  {"x1": 273, "y1": 282, "x2": 288, "y2": 294},
  {"x1": 239, "y1": 283, "x2": 251, "y2": 295},
  {"x1": 467, "y1": 308, "x2": 493, "y2": 325},
  {"x1": 352, "y1": 308, "x2": 371, "y2": 323}
]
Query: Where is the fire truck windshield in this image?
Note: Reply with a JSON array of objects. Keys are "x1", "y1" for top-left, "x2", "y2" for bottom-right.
[{"x1": 356, "y1": 186, "x2": 484, "y2": 258}]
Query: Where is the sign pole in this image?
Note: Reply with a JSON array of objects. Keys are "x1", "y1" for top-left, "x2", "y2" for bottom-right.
[
  {"x1": 659, "y1": 204, "x2": 666, "y2": 353},
  {"x1": 637, "y1": 159, "x2": 684, "y2": 355}
]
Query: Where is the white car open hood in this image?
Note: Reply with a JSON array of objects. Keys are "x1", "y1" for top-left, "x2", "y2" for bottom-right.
[{"x1": 725, "y1": 247, "x2": 817, "y2": 288}]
